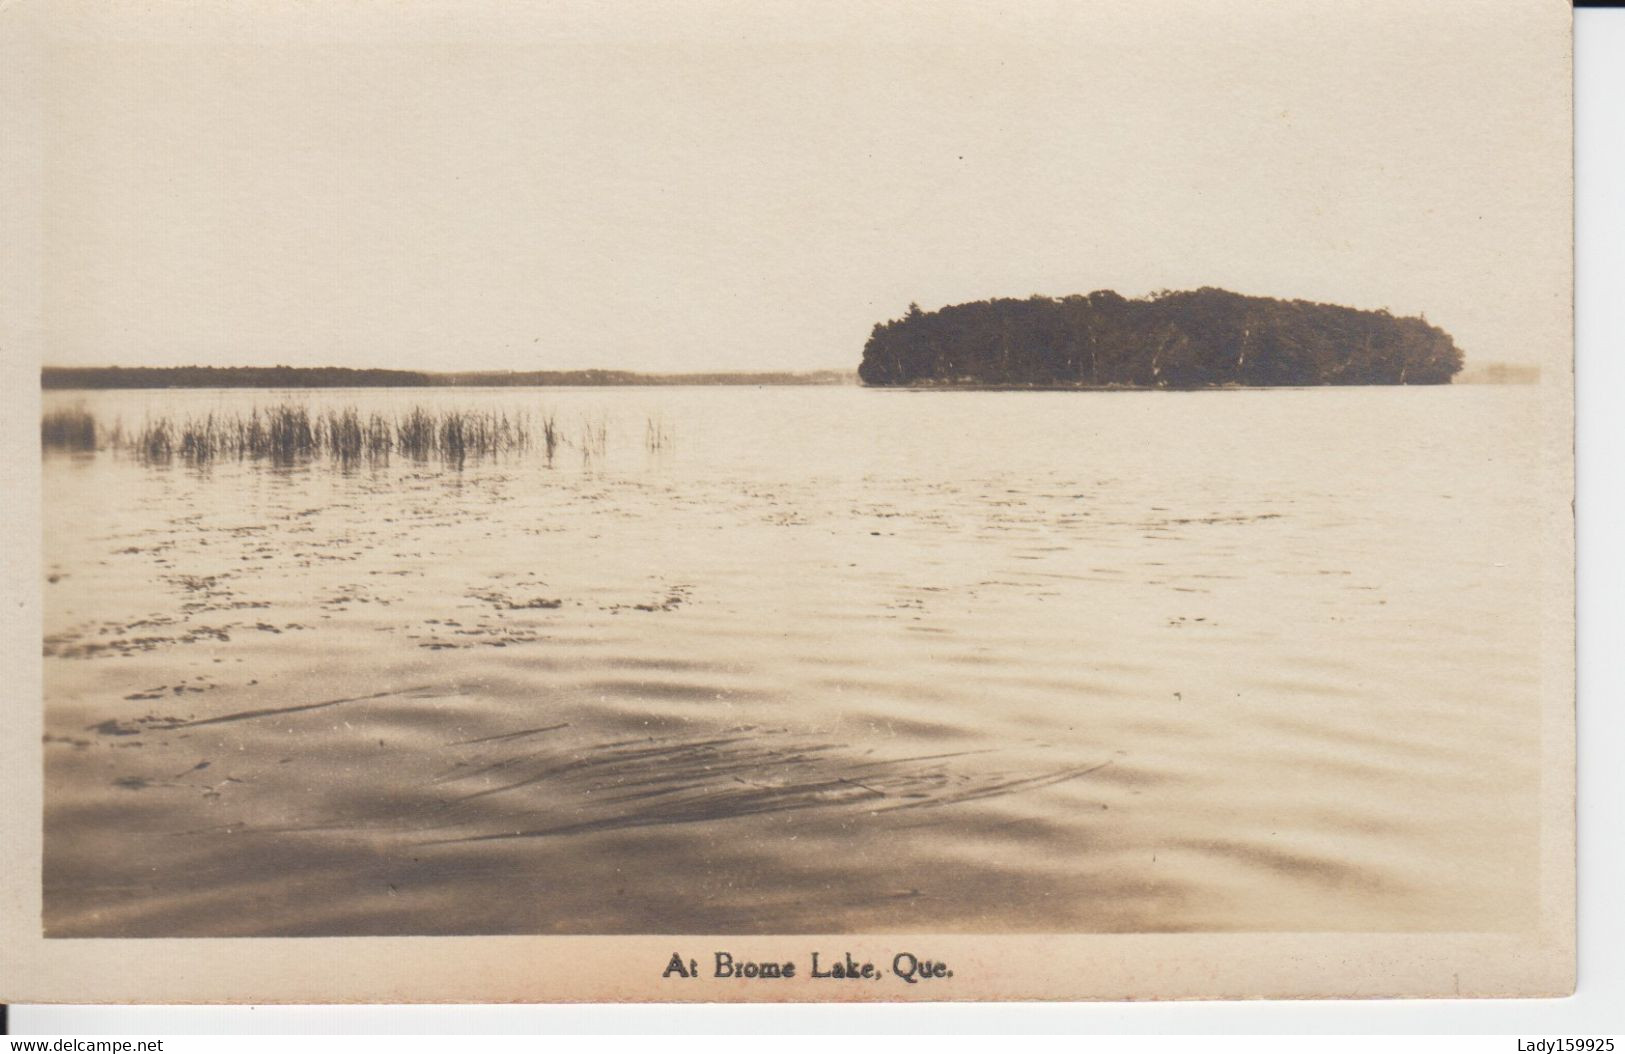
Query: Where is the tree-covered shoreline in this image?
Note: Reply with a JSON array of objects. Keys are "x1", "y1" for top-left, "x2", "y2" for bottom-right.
[{"x1": 858, "y1": 288, "x2": 1464, "y2": 388}]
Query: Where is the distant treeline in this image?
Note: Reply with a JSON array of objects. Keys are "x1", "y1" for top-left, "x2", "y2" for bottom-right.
[
  {"x1": 41, "y1": 366, "x2": 858, "y2": 390},
  {"x1": 1455, "y1": 362, "x2": 1540, "y2": 385},
  {"x1": 858, "y1": 288, "x2": 1464, "y2": 388}
]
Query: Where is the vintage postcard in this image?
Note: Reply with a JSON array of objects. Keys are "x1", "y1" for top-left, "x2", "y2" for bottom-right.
[{"x1": 0, "y1": 0, "x2": 1574, "y2": 1003}]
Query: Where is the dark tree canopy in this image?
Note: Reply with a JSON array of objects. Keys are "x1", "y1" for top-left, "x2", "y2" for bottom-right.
[{"x1": 858, "y1": 288, "x2": 1464, "y2": 388}]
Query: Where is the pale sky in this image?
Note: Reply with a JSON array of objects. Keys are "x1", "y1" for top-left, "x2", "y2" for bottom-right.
[{"x1": 26, "y1": 0, "x2": 1570, "y2": 372}]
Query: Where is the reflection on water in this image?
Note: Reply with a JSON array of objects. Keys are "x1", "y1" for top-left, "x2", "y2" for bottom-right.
[{"x1": 41, "y1": 385, "x2": 1544, "y2": 936}]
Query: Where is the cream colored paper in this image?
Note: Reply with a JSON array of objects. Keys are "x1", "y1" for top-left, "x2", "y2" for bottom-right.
[{"x1": 1, "y1": 0, "x2": 1573, "y2": 1003}]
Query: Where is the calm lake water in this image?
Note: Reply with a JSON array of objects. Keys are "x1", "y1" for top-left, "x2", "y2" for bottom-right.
[{"x1": 41, "y1": 385, "x2": 1545, "y2": 936}]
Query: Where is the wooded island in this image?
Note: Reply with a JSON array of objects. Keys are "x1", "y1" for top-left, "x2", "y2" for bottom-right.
[{"x1": 858, "y1": 288, "x2": 1464, "y2": 388}]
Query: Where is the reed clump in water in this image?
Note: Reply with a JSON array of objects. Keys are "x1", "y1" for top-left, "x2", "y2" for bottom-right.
[
  {"x1": 265, "y1": 405, "x2": 315, "y2": 461},
  {"x1": 45, "y1": 403, "x2": 539, "y2": 465},
  {"x1": 136, "y1": 419, "x2": 176, "y2": 461},
  {"x1": 540, "y1": 414, "x2": 560, "y2": 464},
  {"x1": 395, "y1": 407, "x2": 437, "y2": 461},
  {"x1": 578, "y1": 414, "x2": 609, "y2": 463},
  {"x1": 322, "y1": 407, "x2": 366, "y2": 462},
  {"x1": 365, "y1": 412, "x2": 395, "y2": 459},
  {"x1": 178, "y1": 413, "x2": 221, "y2": 461},
  {"x1": 41, "y1": 408, "x2": 98, "y2": 451},
  {"x1": 434, "y1": 408, "x2": 530, "y2": 463},
  {"x1": 644, "y1": 413, "x2": 673, "y2": 453}
]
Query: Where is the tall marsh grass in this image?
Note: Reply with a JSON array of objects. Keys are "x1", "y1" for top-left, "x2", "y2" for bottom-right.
[
  {"x1": 644, "y1": 413, "x2": 674, "y2": 453},
  {"x1": 578, "y1": 414, "x2": 609, "y2": 463},
  {"x1": 42, "y1": 402, "x2": 540, "y2": 465},
  {"x1": 41, "y1": 407, "x2": 98, "y2": 451},
  {"x1": 540, "y1": 414, "x2": 561, "y2": 463}
]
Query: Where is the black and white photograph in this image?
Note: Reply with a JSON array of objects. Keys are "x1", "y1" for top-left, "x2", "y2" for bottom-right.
[{"x1": 1, "y1": 0, "x2": 1576, "y2": 1003}]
